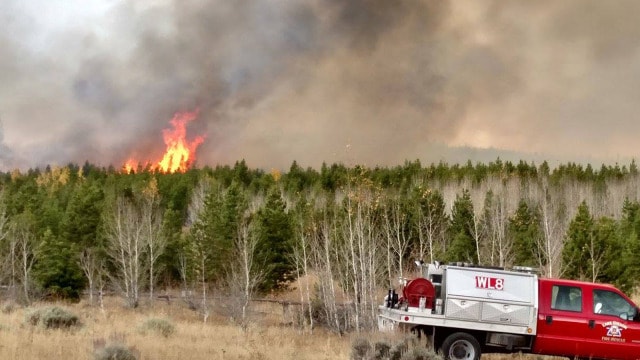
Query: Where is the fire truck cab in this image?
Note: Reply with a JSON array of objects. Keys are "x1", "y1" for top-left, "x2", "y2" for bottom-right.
[
  {"x1": 378, "y1": 262, "x2": 640, "y2": 360},
  {"x1": 534, "y1": 278, "x2": 640, "y2": 360}
]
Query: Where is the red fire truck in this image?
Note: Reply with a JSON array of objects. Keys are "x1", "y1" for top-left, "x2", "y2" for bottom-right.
[{"x1": 378, "y1": 262, "x2": 640, "y2": 360}]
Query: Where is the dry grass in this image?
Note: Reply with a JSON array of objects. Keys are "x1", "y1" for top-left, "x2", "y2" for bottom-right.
[
  {"x1": 0, "y1": 298, "x2": 352, "y2": 360},
  {"x1": 0, "y1": 296, "x2": 567, "y2": 360}
]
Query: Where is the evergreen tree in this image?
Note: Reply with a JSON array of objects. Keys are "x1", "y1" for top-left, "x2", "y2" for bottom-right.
[
  {"x1": 33, "y1": 229, "x2": 85, "y2": 300},
  {"x1": 593, "y1": 217, "x2": 622, "y2": 286},
  {"x1": 189, "y1": 188, "x2": 223, "y2": 283},
  {"x1": 616, "y1": 199, "x2": 640, "y2": 292},
  {"x1": 61, "y1": 181, "x2": 104, "y2": 248},
  {"x1": 447, "y1": 189, "x2": 477, "y2": 263},
  {"x1": 255, "y1": 188, "x2": 295, "y2": 292},
  {"x1": 509, "y1": 199, "x2": 542, "y2": 267},
  {"x1": 562, "y1": 201, "x2": 594, "y2": 280},
  {"x1": 159, "y1": 203, "x2": 186, "y2": 283},
  {"x1": 189, "y1": 181, "x2": 247, "y2": 284}
]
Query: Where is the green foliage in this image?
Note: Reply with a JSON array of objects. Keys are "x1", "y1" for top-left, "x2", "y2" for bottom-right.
[
  {"x1": 60, "y1": 181, "x2": 104, "y2": 248},
  {"x1": 593, "y1": 217, "x2": 622, "y2": 286},
  {"x1": 33, "y1": 229, "x2": 85, "y2": 300},
  {"x1": 562, "y1": 201, "x2": 595, "y2": 280},
  {"x1": 137, "y1": 318, "x2": 176, "y2": 337},
  {"x1": 25, "y1": 306, "x2": 80, "y2": 329},
  {"x1": 615, "y1": 199, "x2": 640, "y2": 292},
  {"x1": 5, "y1": 159, "x2": 640, "y2": 306},
  {"x1": 255, "y1": 187, "x2": 295, "y2": 292},
  {"x1": 448, "y1": 189, "x2": 477, "y2": 263},
  {"x1": 509, "y1": 199, "x2": 542, "y2": 267},
  {"x1": 189, "y1": 181, "x2": 248, "y2": 284}
]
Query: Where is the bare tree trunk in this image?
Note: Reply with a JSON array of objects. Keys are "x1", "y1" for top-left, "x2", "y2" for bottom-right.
[
  {"x1": 12, "y1": 219, "x2": 36, "y2": 304},
  {"x1": 104, "y1": 196, "x2": 147, "y2": 308},
  {"x1": 79, "y1": 248, "x2": 99, "y2": 304},
  {"x1": 0, "y1": 196, "x2": 11, "y2": 297},
  {"x1": 344, "y1": 189, "x2": 361, "y2": 332},
  {"x1": 240, "y1": 222, "x2": 259, "y2": 328},
  {"x1": 306, "y1": 205, "x2": 342, "y2": 334},
  {"x1": 141, "y1": 180, "x2": 164, "y2": 301},
  {"x1": 9, "y1": 235, "x2": 16, "y2": 300},
  {"x1": 201, "y1": 254, "x2": 208, "y2": 322},
  {"x1": 535, "y1": 181, "x2": 569, "y2": 278},
  {"x1": 587, "y1": 231, "x2": 606, "y2": 282},
  {"x1": 293, "y1": 213, "x2": 313, "y2": 332},
  {"x1": 323, "y1": 214, "x2": 341, "y2": 333},
  {"x1": 383, "y1": 197, "x2": 411, "y2": 284}
]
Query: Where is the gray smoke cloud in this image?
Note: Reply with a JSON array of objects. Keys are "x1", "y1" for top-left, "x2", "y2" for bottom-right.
[
  {"x1": 1, "y1": 0, "x2": 640, "y2": 171},
  {"x1": 0, "y1": 119, "x2": 14, "y2": 168}
]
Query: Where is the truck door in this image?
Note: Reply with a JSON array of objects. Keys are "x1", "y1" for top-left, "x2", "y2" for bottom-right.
[
  {"x1": 533, "y1": 281, "x2": 592, "y2": 358},
  {"x1": 583, "y1": 288, "x2": 640, "y2": 360}
]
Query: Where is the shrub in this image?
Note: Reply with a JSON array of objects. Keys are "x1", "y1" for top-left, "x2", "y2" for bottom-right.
[
  {"x1": 351, "y1": 336, "x2": 441, "y2": 360},
  {"x1": 1, "y1": 302, "x2": 16, "y2": 314},
  {"x1": 25, "y1": 306, "x2": 80, "y2": 330},
  {"x1": 389, "y1": 341, "x2": 409, "y2": 360},
  {"x1": 310, "y1": 292, "x2": 352, "y2": 333},
  {"x1": 351, "y1": 337, "x2": 372, "y2": 360},
  {"x1": 137, "y1": 318, "x2": 175, "y2": 338},
  {"x1": 373, "y1": 340, "x2": 392, "y2": 360},
  {"x1": 93, "y1": 343, "x2": 138, "y2": 360},
  {"x1": 400, "y1": 346, "x2": 442, "y2": 360}
]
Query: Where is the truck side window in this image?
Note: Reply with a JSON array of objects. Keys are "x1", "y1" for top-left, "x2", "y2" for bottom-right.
[
  {"x1": 552, "y1": 285, "x2": 582, "y2": 312},
  {"x1": 593, "y1": 289, "x2": 636, "y2": 320}
]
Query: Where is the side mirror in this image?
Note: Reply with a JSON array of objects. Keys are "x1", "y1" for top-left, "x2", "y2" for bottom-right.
[{"x1": 620, "y1": 313, "x2": 629, "y2": 321}]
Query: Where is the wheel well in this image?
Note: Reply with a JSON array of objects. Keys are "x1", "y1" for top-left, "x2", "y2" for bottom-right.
[{"x1": 434, "y1": 328, "x2": 485, "y2": 352}]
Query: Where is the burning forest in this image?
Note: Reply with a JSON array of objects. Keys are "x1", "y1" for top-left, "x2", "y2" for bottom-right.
[{"x1": 123, "y1": 111, "x2": 205, "y2": 174}]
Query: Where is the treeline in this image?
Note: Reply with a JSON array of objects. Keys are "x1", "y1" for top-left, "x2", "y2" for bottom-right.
[{"x1": 1, "y1": 158, "x2": 640, "y2": 331}]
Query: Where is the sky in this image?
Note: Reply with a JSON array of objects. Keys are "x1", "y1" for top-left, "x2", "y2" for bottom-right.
[{"x1": 1, "y1": 0, "x2": 640, "y2": 171}]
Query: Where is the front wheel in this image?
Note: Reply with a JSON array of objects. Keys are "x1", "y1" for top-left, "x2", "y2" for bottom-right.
[{"x1": 440, "y1": 332, "x2": 481, "y2": 360}]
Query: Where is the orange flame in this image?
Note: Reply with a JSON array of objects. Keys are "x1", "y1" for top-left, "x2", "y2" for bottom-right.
[{"x1": 123, "y1": 111, "x2": 205, "y2": 173}]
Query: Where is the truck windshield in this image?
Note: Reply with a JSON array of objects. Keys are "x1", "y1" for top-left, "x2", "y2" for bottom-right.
[{"x1": 593, "y1": 289, "x2": 637, "y2": 320}]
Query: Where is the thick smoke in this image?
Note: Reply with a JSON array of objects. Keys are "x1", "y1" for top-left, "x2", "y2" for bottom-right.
[
  {"x1": 1, "y1": 0, "x2": 640, "y2": 170},
  {"x1": 0, "y1": 119, "x2": 14, "y2": 168}
]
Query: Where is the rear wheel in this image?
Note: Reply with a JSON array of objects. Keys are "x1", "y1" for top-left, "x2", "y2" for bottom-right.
[{"x1": 440, "y1": 332, "x2": 481, "y2": 360}]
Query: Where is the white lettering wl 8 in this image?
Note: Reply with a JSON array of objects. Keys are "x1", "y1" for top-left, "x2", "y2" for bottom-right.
[{"x1": 475, "y1": 276, "x2": 504, "y2": 290}]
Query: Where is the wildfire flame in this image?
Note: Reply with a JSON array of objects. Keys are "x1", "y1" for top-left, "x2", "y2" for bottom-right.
[{"x1": 123, "y1": 111, "x2": 205, "y2": 173}]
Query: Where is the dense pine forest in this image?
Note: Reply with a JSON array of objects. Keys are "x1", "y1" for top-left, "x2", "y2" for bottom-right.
[{"x1": 1, "y1": 158, "x2": 640, "y2": 331}]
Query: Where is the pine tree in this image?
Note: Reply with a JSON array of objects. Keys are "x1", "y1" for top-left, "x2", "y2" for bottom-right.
[
  {"x1": 592, "y1": 217, "x2": 621, "y2": 285},
  {"x1": 447, "y1": 189, "x2": 477, "y2": 263},
  {"x1": 255, "y1": 188, "x2": 295, "y2": 292},
  {"x1": 509, "y1": 199, "x2": 542, "y2": 267},
  {"x1": 616, "y1": 199, "x2": 640, "y2": 292},
  {"x1": 189, "y1": 188, "x2": 222, "y2": 283},
  {"x1": 562, "y1": 201, "x2": 594, "y2": 280},
  {"x1": 33, "y1": 229, "x2": 85, "y2": 300}
]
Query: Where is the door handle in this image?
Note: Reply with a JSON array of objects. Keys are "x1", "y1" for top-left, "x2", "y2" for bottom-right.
[
  {"x1": 589, "y1": 320, "x2": 596, "y2": 329},
  {"x1": 546, "y1": 315, "x2": 553, "y2": 324}
]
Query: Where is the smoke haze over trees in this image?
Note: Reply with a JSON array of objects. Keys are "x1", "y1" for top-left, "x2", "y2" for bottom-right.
[{"x1": 2, "y1": 0, "x2": 640, "y2": 170}]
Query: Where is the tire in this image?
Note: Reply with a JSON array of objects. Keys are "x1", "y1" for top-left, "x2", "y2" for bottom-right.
[{"x1": 440, "y1": 332, "x2": 481, "y2": 360}]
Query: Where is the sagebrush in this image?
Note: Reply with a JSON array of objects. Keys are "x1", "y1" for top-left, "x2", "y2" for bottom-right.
[{"x1": 25, "y1": 306, "x2": 80, "y2": 330}]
